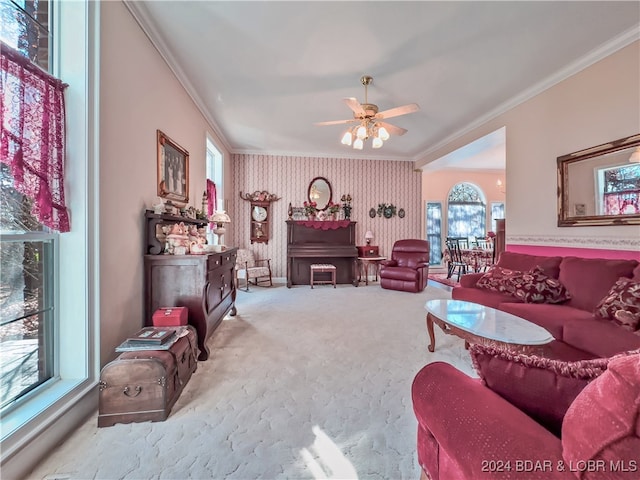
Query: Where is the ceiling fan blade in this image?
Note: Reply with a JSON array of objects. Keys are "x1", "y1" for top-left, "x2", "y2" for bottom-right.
[
  {"x1": 314, "y1": 119, "x2": 357, "y2": 126},
  {"x1": 343, "y1": 97, "x2": 365, "y2": 117},
  {"x1": 376, "y1": 103, "x2": 420, "y2": 120},
  {"x1": 379, "y1": 121, "x2": 407, "y2": 136}
]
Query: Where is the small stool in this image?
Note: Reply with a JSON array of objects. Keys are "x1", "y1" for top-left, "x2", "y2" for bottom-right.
[{"x1": 310, "y1": 263, "x2": 336, "y2": 288}]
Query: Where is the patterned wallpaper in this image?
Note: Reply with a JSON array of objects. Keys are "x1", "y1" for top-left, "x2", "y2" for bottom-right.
[{"x1": 230, "y1": 154, "x2": 423, "y2": 278}]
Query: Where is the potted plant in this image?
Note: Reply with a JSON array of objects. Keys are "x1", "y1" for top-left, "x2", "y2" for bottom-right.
[
  {"x1": 303, "y1": 201, "x2": 318, "y2": 220},
  {"x1": 327, "y1": 202, "x2": 340, "y2": 220}
]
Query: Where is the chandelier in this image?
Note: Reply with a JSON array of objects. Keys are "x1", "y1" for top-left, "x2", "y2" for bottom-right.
[{"x1": 341, "y1": 118, "x2": 390, "y2": 150}]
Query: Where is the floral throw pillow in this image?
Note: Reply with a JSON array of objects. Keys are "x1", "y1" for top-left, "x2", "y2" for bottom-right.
[
  {"x1": 510, "y1": 266, "x2": 571, "y2": 304},
  {"x1": 477, "y1": 265, "x2": 570, "y2": 304},
  {"x1": 594, "y1": 277, "x2": 640, "y2": 332},
  {"x1": 476, "y1": 266, "x2": 522, "y2": 294}
]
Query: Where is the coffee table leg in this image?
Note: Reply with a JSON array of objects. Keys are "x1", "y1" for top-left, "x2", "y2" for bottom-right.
[{"x1": 426, "y1": 313, "x2": 436, "y2": 352}]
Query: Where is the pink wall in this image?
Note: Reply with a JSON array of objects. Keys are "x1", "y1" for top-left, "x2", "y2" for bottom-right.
[
  {"x1": 99, "y1": 2, "x2": 228, "y2": 365},
  {"x1": 416, "y1": 41, "x2": 640, "y2": 257},
  {"x1": 230, "y1": 154, "x2": 422, "y2": 277}
]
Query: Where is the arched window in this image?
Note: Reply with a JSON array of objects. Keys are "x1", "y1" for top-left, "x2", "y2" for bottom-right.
[{"x1": 447, "y1": 183, "x2": 486, "y2": 238}]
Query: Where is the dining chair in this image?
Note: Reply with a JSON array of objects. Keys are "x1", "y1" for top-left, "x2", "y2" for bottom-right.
[{"x1": 445, "y1": 239, "x2": 468, "y2": 280}]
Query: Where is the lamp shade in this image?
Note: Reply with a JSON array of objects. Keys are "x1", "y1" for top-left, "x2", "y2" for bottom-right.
[
  {"x1": 211, "y1": 211, "x2": 231, "y2": 224},
  {"x1": 365, "y1": 231, "x2": 374, "y2": 240}
]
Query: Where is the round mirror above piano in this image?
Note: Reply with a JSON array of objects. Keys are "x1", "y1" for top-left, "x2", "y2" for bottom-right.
[{"x1": 308, "y1": 177, "x2": 332, "y2": 211}]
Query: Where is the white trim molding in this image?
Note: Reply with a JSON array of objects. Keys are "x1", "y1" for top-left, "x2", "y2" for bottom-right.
[{"x1": 507, "y1": 234, "x2": 640, "y2": 251}]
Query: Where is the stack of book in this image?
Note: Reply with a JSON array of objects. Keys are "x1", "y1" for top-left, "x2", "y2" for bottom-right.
[{"x1": 116, "y1": 327, "x2": 178, "y2": 352}]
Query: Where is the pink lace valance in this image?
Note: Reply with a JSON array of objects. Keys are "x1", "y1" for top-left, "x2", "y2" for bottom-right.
[
  {"x1": 295, "y1": 220, "x2": 352, "y2": 230},
  {"x1": 1, "y1": 41, "x2": 70, "y2": 232}
]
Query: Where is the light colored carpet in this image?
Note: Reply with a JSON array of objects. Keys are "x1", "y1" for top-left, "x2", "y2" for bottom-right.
[{"x1": 28, "y1": 281, "x2": 474, "y2": 480}]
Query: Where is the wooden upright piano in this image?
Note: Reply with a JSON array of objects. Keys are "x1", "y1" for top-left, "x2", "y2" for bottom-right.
[{"x1": 286, "y1": 220, "x2": 358, "y2": 287}]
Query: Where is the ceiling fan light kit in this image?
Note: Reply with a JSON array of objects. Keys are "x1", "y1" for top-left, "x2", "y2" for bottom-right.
[{"x1": 315, "y1": 75, "x2": 419, "y2": 150}]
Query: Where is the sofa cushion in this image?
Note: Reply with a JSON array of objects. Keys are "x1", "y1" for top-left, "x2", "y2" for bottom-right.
[
  {"x1": 470, "y1": 344, "x2": 610, "y2": 436},
  {"x1": 594, "y1": 277, "x2": 640, "y2": 332},
  {"x1": 498, "y1": 302, "x2": 593, "y2": 340},
  {"x1": 496, "y1": 251, "x2": 564, "y2": 278},
  {"x1": 563, "y1": 316, "x2": 640, "y2": 358},
  {"x1": 562, "y1": 354, "x2": 640, "y2": 480},
  {"x1": 558, "y1": 257, "x2": 638, "y2": 312},
  {"x1": 452, "y1": 286, "x2": 522, "y2": 309}
]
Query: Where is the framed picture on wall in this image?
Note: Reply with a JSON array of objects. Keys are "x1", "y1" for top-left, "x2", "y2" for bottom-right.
[{"x1": 157, "y1": 130, "x2": 189, "y2": 203}]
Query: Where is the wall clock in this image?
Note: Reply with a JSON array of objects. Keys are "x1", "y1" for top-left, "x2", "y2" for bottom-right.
[
  {"x1": 249, "y1": 201, "x2": 270, "y2": 244},
  {"x1": 240, "y1": 190, "x2": 281, "y2": 245}
]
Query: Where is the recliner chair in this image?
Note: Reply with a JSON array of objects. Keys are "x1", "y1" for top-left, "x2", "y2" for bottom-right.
[{"x1": 379, "y1": 239, "x2": 430, "y2": 293}]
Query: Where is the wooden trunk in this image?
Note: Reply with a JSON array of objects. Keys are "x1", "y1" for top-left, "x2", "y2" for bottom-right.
[{"x1": 98, "y1": 327, "x2": 197, "y2": 427}]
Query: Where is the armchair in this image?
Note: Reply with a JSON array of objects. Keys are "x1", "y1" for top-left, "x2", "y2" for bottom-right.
[
  {"x1": 379, "y1": 239, "x2": 430, "y2": 293},
  {"x1": 412, "y1": 347, "x2": 640, "y2": 480},
  {"x1": 235, "y1": 248, "x2": 273, "y2": 291}
]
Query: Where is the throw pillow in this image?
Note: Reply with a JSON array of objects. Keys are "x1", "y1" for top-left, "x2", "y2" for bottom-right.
[
  {"x1": 562, "y1": 353, "x2": 640, "y2": 480},
  {"x1": 476, "y1": 266, "x2": 522, "y2": 294},
  {"x1": 510, "y1": 266, "x2": 571, "y2": 304},
  {"x1": 476, "y1": 265, "x2": 571, "y2": 304},
  {"x1": 594, "y1": 277, "x2": 640, "y2": 333},
  {"x1": 470, "y1": 344, "x2": 609, "y2": 436}
]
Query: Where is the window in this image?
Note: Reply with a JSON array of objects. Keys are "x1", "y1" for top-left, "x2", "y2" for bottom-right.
[
  {"x1": 1, "y1": 0, "x2": 57, "y2": 412},
  {"x1": 447, "y1": 183, "x2": 486, "y2": 239},
  {"x1": 2, "y1": 0, "x2": 94, "y2": 469},
  {"x1": 205, "y1": 136, "x2": 223, "y2": 243},
  {"x1": 425, "y1": 202, "x2": 442, "y2": 265},
  {"x1": 490, "y1": 202, "x2": 505, "y2": 233},
  {"x1": 598, "y1": 164, "x2": 640, "y2": 215}
]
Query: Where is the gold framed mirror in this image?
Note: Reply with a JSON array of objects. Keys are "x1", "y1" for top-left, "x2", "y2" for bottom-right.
[
  {"x1": 557, "y1": 133, "x2": 640, "y2": 226},
  {"x1": 308, "y1": 176, "x2": 332, "y2": 211}
]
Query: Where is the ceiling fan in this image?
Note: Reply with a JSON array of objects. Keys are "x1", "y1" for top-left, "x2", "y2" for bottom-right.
[{"x1": 314, "y1": 75, "x2": 420, "y2": 149}]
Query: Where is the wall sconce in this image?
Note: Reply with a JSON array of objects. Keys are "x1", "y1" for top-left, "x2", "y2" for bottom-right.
[
  {"x1": 496, "y1": 179, "x2": 506, "y2": 194},
  {"x1": 365, "y1": 230, "x2": 374, "y2": 245}
]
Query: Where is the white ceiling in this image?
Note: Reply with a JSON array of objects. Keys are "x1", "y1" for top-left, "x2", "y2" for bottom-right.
[{"x1": 126, "y1": 1, "x2": 639, "y2": 169}]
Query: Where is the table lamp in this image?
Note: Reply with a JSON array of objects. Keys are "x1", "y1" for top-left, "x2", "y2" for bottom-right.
[
  {"x1": 210, "y1": 210, "x2": 231, "y2": 250},
  {"x1": 365, "y1": 231, "x2": 374, "y2": 246}
]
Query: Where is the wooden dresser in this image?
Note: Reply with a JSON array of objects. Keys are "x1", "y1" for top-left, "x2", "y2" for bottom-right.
[{"x1": 144, "y1": 249, "x2": 237, "y2": 361}]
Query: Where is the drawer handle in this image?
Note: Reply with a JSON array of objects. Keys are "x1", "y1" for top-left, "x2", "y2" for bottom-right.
[{"x1": 123, "y1": 385, "x2": 142, "y2": 397}]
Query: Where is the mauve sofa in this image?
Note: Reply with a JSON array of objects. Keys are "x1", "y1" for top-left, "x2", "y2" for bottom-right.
[
  {"x1": 452, "y1": 252, "x2": 640, "y2": 358},
  {"x1": 412, "y1": 349, "x2": 640, "y2": 480}
]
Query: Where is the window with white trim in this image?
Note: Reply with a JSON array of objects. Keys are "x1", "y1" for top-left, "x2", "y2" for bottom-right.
[{"x1": 1, "y1": 0, "x2": 56, "y2": 412}]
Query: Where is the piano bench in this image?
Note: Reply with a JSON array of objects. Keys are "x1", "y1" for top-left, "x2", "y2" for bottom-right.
[{"x1": 310, "y1": 264, "x2": 336, "y2": 289}]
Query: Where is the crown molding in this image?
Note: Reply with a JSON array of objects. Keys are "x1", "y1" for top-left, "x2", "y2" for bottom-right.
[
  {"x1": 507, "y1": 234, "x2": 640, "y2": 251},
  {"x1": 413, "y1": 25, "x2": 640, "y2": 164},
  {"x1": 122, "y1": 1, "x2": 233, "y2": 153},
  {"x1": 230, "y1": 151, "x2": 412, "y2": 163}
]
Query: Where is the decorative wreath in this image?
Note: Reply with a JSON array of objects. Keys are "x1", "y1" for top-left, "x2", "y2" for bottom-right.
[{"x1": 377, "y1": 203, "x2": 397, "y2": 218}]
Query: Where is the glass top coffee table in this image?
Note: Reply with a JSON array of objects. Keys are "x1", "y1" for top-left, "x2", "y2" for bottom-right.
[{"x1": 424, "y1": 299, "x2": 554, "y2": 353}]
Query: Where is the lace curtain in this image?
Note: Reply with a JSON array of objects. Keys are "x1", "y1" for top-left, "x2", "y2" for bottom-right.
[{"x1": 1, "y1": 41, "x2": 70, "y2": 232}]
